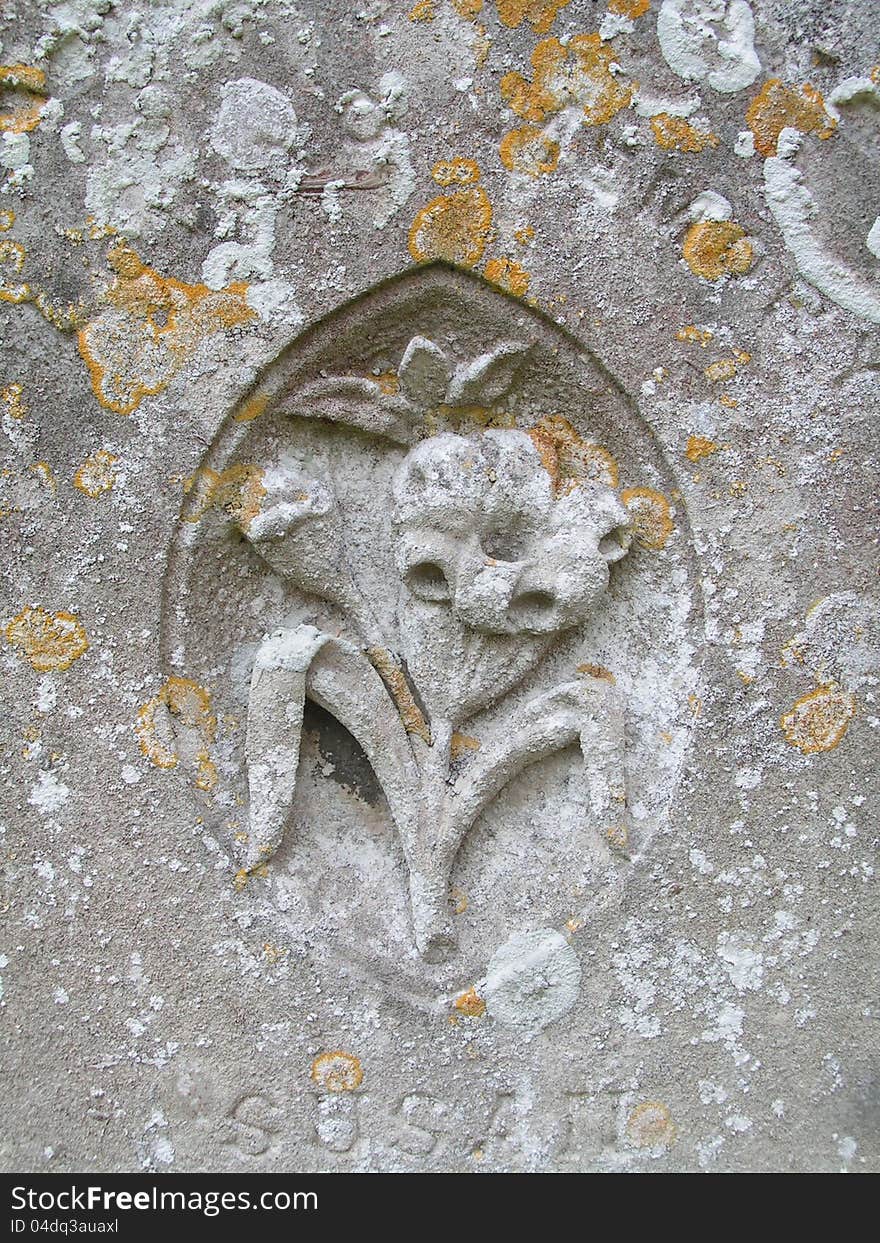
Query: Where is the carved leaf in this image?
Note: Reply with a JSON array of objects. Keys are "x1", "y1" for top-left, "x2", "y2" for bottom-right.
[
  {"x1": 306, "y1": 644, "x2": 422, "y2": 841},
  {"x1": 446, "y1": 340, "x2": 530, "y2": 407},
  {"x1": 399, "y1": 675, "x2": 628, "y2": 961},
  {"x1": 444, "y1": 676, "x2": 627, "y2": 857},
  {"x1": 285, "y1": 376, "x2": 416, "y2": 443},
  {"x1": 397, "y1": 336, "x2": 451, "y2": 408},
  {"x1": 245, "y1": 625, "x2": 420, "y2": 870}
]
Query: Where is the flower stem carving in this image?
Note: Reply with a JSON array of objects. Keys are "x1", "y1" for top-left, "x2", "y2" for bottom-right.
[
  {"x1": 239, "y1": 330, "x2": 634, "y2": 961},
  {"x1": 246, "y1": 624, "x2": 630, "y2": 961}
]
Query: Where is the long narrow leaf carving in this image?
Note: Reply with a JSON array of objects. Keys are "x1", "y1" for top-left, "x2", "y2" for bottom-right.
[
  {"x1": 282, "y1": 376, "x2": 416, "y2": 443},
  {"x1": 400, "y1": 678, "x2": 628, "y2": 960},
  {"x1": 445, "y1": 678, "x2": 627, "y2": 860},
  {"x1": 305, "y1": 643, "x2": 422, "y2": 844},
  {"x1": 245, "y1": 625, "x2": 419, "y2": 869}
]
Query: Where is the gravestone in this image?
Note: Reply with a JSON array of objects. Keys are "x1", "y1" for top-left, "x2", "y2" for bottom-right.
[{"x1": 1, "y1": 0, "x2": 877, "y2": 1173}]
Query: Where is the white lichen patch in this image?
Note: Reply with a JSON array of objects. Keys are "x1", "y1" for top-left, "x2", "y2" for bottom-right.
[
  {"x1": 482, "y1": 928, "x2": 581, "y2": 1036},
  {"x1": 209, "y1": 78, "x2": 299, "y2": 173},
  {"x1": 764, "y1": 129, "x2": 880, "y2": 325},
  {"x1": 27, "y1": 771, "x2": 70, "y2": 816},
  {"x1": 657, "y1": 0, "x2": 761, "y2": 94}
]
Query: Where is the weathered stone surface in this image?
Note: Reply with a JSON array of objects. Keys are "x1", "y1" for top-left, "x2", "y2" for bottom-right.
[{"x1": 1, "y1": 0, "x2": 877, "y2": 1173}]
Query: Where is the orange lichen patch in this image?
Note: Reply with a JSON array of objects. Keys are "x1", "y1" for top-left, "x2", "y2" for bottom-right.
[
  {"x1": 73, "y1": 449, "x2": 118, "y2": 498},
  {"x1": 745, "y1": 79, "x2": 836, "y2": 158},
  {"x1": 500, "y1": 125, "x2": 560, "y2": 177},
  {"x1": 495, "y1": 0, "x2": 571, "y2": 34},
  {"x1": 2, "y1": 381, "x2": 26, "y2": 419},
  {"x1": 311, "y1": 1051, "x2": 364, "y2": 1093},
  {"x1": 608, "y1": 0, "x2": 650, "y2": 15},
  {"x1": 0, "y1": 64, "x2": 48, "y2": 135},
  {"x1": 0, "y1": 64, "x2": 46, "y2": 93},
  {"x1": 683, "y1": 221, "x2": 754, "y2": 281},
  {"x1": 500, "y1": 35, "x2": 632, "y2": 127},
  {"x1": 452, "y1": 0, "x2": 484, "y2": 16},
  {"x1": 454, "y1": 987, "x2": 486, "y2": 1018},
  {"x1": 676, "y1": 324, "x2": 713, "y2": 347},
  {"x1": 514, "y1": 224, "x2": 536, "y2": 244},
  {"x1": 0, "y1": 270, "x2": 84, "y2": 329},
  {"x1": 705, "y1": 357, "x2": 738, "y2": 383},
  {"x1": 0, "y1": 208, "x2": 14, "y2": 231},
  {"x1": 451, "y1": 731, "x2": 481, "y2": 759},
  {"x1": 719, "y1": 393, "x2": 739, "y2": 409},
  {"x1": 30, "y1": 461, "x2": 56, "y2": 492},
  {"x1": 233, "y1": 392, "x2": 269, "y2": 423},
  {"x1": 63, "y1": 218, "x2": 117, "y2": 245},
  {"x1": 621, "y1": 486, "x2": 673, "y2": 549},
  {"x1": 650, "y1": 113, "x2": 718, "y2": 153},
  {"x1": 529, "y1": 415, "x2": 619, "y2": 495},
  {"x1": 373, "y1": 370, "x2": 400, "y2": 395},
  {"x1": 577, "y1": 662, "x2": 616, "y2": 683},
  {"x1": 451, "y1": 886, "x2": 469, "y2": 914},
  {"x1": 484, "y1": 256, "x2": 531, "y2": 297},
  {"x1": 729, "y1": 480, "x2": 748, "y2": 498},
  {"x1": 685, "y1": 435, "x2": 718, "y2": 462},
  {"x1": 195, "y1": 756, "x2": 218, "y2": 792},
  {"x1": 233, "y1": 863, "x2": 268, "y2": 892},
  {"x1": 367, "y1": 646, "x2": 432, "y2": 744},
  {"x1": 5, "y1": 606, "x2": 88, "y2": 672},
  {"x1": 135, "y1": 676, "x2": 217, "y2": 781},
  {"x1": 605, "y1": 823, "x2": 629, "y2": 850},
  {"x1": 0, "y1": 97, "x2": 46, "y2": 135},
  {"x1": 627, "y1": 1101, "x2": 677, "y2": 1149},
  {"x1": 432, "y1": 157, "x2": 481, "y2": 187},
  {"x1": 77, "y1": 242, "x2": 255, "y2": 415},
  {"x1": 781, "y1": 685, "x2": 855, "y2": 755},
  {"x1": 409, "y1": 0, "x2": 435, "y2": 18},
  {"x1": 182, "y1": 464, "x2": 266, "y2": 530},
  {"x1": 408, "y1": 184, "x2": 492, "y2": 267},
  {"x1": 0, "y1": 238, "x2": 28, "y2": 303}
]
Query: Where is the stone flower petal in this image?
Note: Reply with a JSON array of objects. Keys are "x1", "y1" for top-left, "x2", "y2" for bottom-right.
[
  {"x1": 446, "y1": 341, "x2": 530, "y2": 407},
  {"x1": 397, "y1": 335, "x2": 451, "y2": 408}
]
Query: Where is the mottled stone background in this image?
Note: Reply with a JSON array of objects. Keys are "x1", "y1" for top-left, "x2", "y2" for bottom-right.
[{"x1": 1, "y1": 0, "x2": 878, "y2": 1172}]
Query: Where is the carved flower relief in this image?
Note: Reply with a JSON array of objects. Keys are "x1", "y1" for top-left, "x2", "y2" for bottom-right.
[
  {"x1": 288, "y1": 335, "x2": 532, "y2": 447},
  {"x1": 245, "y1": 468, "x2": 353, "y2": 611},
  {"x1": 230, "y1": 333, "x2": 637, "y2": 960},
  {"x1": 393, "y1": 430, "x2": 630, "y2": 638},
  {"x1": 391, "y1": 428, "x2": 631, "y2": 728}
]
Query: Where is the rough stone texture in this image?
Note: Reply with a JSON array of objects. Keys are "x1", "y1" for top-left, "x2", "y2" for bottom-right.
[{"x1": 1, "y1": 0, "x2": 878, "y2": 1174}]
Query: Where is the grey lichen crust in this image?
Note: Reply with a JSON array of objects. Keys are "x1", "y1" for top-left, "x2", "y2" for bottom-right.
[{"x1": 1, "y1": 0, "x2": 878, "y2": 1175}]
